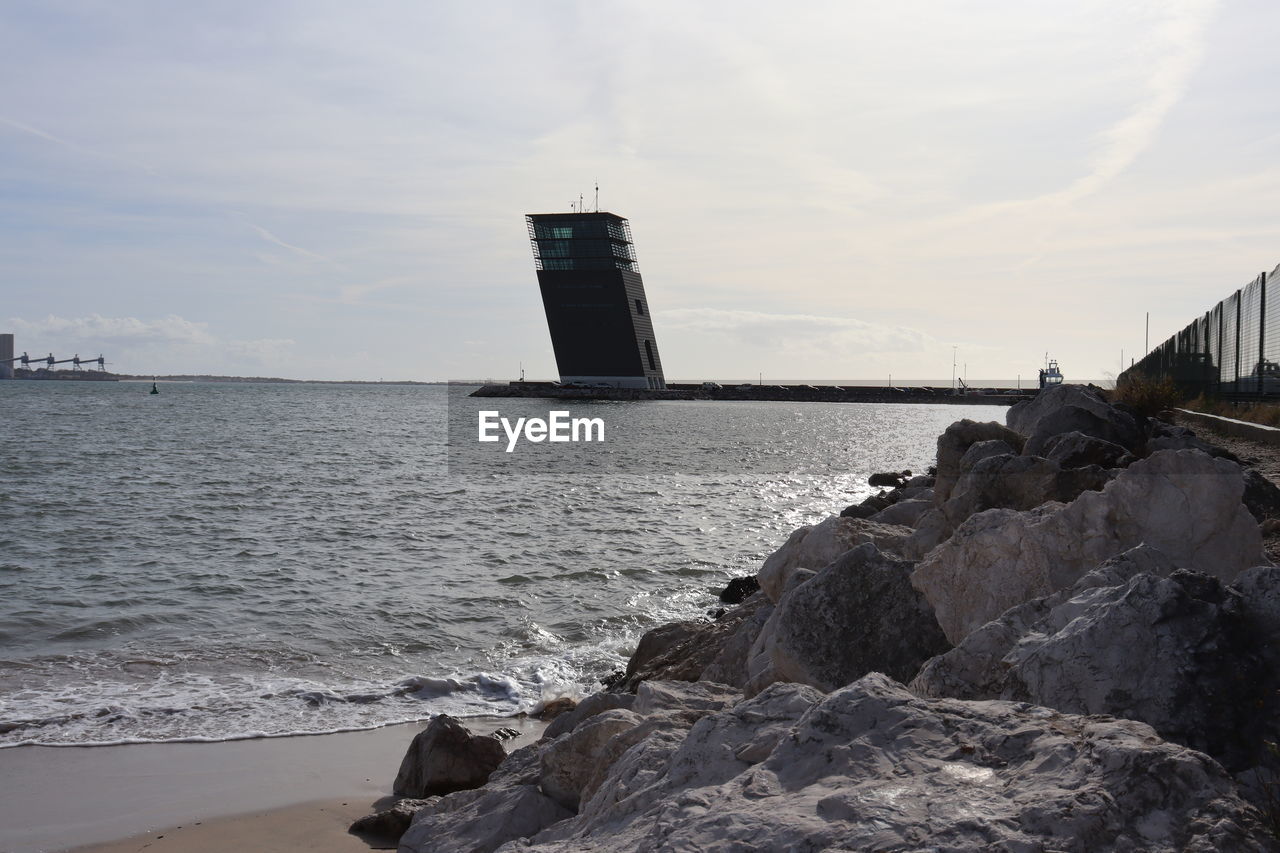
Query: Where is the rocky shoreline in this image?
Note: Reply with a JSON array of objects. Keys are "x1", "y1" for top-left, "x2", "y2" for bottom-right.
[{"x1": 361, "y1": 384, "x2": 1280, "y2": 851}]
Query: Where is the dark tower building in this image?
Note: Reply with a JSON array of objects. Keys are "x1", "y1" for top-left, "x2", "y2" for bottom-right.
[
  {"x1": 0, "y1": 333, "x2": 13, "y2": 380},
  {"x1": 526, "y1": 211, "x2": 666, "y2": 389}
]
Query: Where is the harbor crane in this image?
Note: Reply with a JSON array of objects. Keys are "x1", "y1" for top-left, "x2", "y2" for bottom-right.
[
  {"x1": 0, "y1": 352, "x2": 107, "y2": 370},
  {"x1": 0, "y1": 352, "x2": 55, "y2": 368},
  {"x1": 73, "y1": 354, "x2": 107, "y2": 370}
]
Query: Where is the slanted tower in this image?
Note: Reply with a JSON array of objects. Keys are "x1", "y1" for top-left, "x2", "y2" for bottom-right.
[{"x1": 526, "y1": 211, "x2": 665, "y2": 389}]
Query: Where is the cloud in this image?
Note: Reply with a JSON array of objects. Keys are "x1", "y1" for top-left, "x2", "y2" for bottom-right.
[
  {"x1": 9, "y1": 314, "x2": 216, "y2": 345},
  {"x1": 226, "y1": 337, "x2": 296, "y2": 362},
  {"x1": 1049, "y1": 0, "x2": 1218, "y2": 205},
  {"x1": 337, "y1": 274, "x2": 419, "y2": 305},
  {"x1": 7, "y1": 314, "x2": 298, "y2": 372},
  {"x1": 242, "y1": 221, "x2": 337, "y2": 265},
  {"x1": 656, "y1": 308, "x2": 936, "y2": 355},
  {"x1": 0, "y1": 116, "x2": 160, "y2": 176}
]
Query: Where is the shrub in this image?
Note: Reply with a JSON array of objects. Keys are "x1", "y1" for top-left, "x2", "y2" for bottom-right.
[{"x1": 1109, "y1": 374, "x2": 1186, "y2": 418}]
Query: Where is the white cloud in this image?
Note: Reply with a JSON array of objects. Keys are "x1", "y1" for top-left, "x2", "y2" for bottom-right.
[
  {"x1": 657, "y1": 308, "x2": 935, "y2": 355},
  {"x1": 9, "y1": 314, "x2": 216, "y2": 345},
  {"x1": 241, "y1": 221, "x2": 337, "y2": 265},
  {"x1": 226, "y1": 337, "x2": 296, "y2": 362},
  {"x1": 0, "y1": 115, "x2": 160, "y2": 176},
  {"x1": 6, "y1": 314, "x2": 296, "y2": 372},
  {"x1": 1048, "y1": 0, "x2": 1218, "y2": 206}
]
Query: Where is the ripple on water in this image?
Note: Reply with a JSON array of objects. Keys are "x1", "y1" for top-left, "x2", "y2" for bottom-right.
[{"x1": 0, "y1": 383, "x2": 992, "y2": 745}]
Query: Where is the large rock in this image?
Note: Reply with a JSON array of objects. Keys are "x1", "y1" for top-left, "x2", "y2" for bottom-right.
[
  {"x1": 543, "y1": 692, "x2": 636, "y2": 741},
  {"x1": 1008, "y1": 383, "x2": 1142, "y2": 455},
  {"x1": 348, "y1": 797, "x2": 431, "y2": 842},
  {"x1": 913, "y1": 549, "x2": 1280, "y2": 776},
  {"x1": 912, "y1": 449, "x2": 1266, "y2": 644},
  {"x1": 698, "y1": 595, "x2": 774, "y2": 688},
  {"x1": 941, "y1": 451, "x2": 1112, "y2": 531},
  {"x1": 900, "y1": 506, "x2": 952, "y2": 560},
  {"x1": 541, "y1": 680, "x2": 737, "y2": 815},
  {"x1": 1041, "y1": 429, "x2": 1136, "y2": 469},
  {"x1": 1244, "y1": 467, "x2": 1280, "y2": 522},
  {"x1": 539, "y1": 709, "x2": 644, "y2": 810},
  {"x1": 743, "y1": 543, "x2": 950, "y2": 696},
  {"x1": 514, "y1": 674, "x2": 1271, "y2": 852},
  {"x1": 1145, "y1": 419, "x2": 1237, "y2": 460},
  {"x1": 912, "y1": 544, "x2": 1182, "y2": 701},
  {"x1": 866, "y1": 497, "x2": 933, "y2": 527},
  {"x1": 1234, "y1": 564, "x2": 1280, "y2": 651},
  {"x1": 398, "y1": 744, "x2": 572, "y2": 853},
  {"x1": 631, "y1": 678, "x2": 738, "y2": 716},
  {"x1": 902, "y1": 447, "x2": 1111, "y2": 561},
  {"x1": 756, "y1": 515, "x2": 911, "y2": 602},
  {"x1": 614, "y1": 592, "x2": 768, "y2": 691},
  {"x1": 1024, "y1": 402, "x2": 1143, "y2": 457},
  {"x1": 393, "y1": 714, "x2": 508, "y2": 797},
  {"x1": 933, "y1": 420, "x2": 1026, "y2": 503}
]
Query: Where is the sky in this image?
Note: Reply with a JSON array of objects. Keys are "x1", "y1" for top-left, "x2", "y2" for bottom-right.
[{"x1": 3, "y1": 0, "x2": 1279, "y2": 382}]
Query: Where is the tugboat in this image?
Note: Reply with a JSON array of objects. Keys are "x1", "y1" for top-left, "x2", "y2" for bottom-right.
[{"x1": 1038, "y1": 356, "x2": 1063, "y2": 390}]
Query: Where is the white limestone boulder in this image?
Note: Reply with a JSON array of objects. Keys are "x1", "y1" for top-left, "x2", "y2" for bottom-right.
[
  {"x1": 933, "y1": 420, "x2": 1026, "y2": 503},
  {"x1": 867, "y1": 497, "x2": 933, "y2": 527},
  {"x1": 509, "y1": 674, "x2": 1271, "y2": 852},
  {"x1": 913, "y1": 546, "x2": 1280, "y2": 776},
  {"x1": 538, "y1": 709, "x2": 643, "y2": 810},
  {"x1": 743, "y1": 543, "x2": 949, "y2": 696},
  {"x1": 756, "y1": 515, "x2": 911, "y2": 602},
  {"x1": 912, "y1": 449, "x2": 1266, "y2": 644},
  {"x1": 911, "y1": 544, "x2": 1181, "y2": 701},
  {"x1": 398, "y1": 744, "x2": 572, "y2": 853},
  {"x1": 1007, "y1": 383, "x2": 1142, "y2": 456}
]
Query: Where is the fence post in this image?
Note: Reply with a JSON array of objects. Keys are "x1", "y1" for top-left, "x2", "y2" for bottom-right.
[
  {"x1": 1218, "y1": 306, "x2": 1224, "y2": 395},
  {"x1": 1236, "y1": 289, "x2": 1243, "y2": 393},
  {"x1": 1261, "y1": 272, "x2": 1268, "y2": 394}
]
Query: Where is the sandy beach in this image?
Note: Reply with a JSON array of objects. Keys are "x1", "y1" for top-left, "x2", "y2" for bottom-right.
[{"x1": 0, "y1": 716, "x2": 546, "y2": 853}]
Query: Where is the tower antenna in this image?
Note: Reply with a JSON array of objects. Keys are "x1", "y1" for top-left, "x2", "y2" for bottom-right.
[{"x1": 594, "y1": 182, "x2": 599, "y2": 212}]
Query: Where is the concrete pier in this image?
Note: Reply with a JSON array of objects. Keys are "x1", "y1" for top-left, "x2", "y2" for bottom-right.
[{"x1": 471, "y1": 381, "x2": 1024, "y2": 406}]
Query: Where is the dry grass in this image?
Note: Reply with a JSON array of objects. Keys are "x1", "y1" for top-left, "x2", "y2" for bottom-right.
[
  {"x1": 1108, "y1": 375, "x2": 1186, "y2": 418},
  {"x1": 1184, "y1": 395, "x2": 1280, "y2": 427}
]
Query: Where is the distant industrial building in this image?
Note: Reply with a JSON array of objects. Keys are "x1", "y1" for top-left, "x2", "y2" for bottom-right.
[
  {"x1": 0, "y1": 334, "x2": 12, "y2": 380},
  {"x1": 526, "y1": 211, "x2": 666, "y2": 389}
]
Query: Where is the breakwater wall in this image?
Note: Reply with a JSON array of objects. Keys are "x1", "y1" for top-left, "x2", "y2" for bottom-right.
[{"x1": 471, "y1": 381, "x2": 1023, "y2": 405}]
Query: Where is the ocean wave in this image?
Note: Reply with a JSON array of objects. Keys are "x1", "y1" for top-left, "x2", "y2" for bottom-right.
[{"x1": 1, "y1": 386, "x2": 974, "y2": 749}]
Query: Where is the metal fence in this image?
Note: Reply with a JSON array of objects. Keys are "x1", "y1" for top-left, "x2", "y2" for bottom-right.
[{"x1": 1122, "y1": 261, "x2": 1280, "y2": 396}]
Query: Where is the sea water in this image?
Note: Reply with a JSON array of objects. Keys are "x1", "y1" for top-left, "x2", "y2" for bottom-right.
[{"x1": 0, "y1": 381, "x2": 994, "y2": 746}]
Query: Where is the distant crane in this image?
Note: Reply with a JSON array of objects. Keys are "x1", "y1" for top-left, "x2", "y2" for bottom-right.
[
  {"x1": 70, "y1": 354, "x2": 106, "y2": 371},
  {"x1": 2, "y1": 352, "x2": 57, "y2": 369},
  {"x1": 0, "y1": 352, "x2": 107, "y2": 371}
]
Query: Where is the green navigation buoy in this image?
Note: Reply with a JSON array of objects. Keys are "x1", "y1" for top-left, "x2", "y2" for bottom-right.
[{"x1": 150, "y1": 378, "x2": 159, "y2": 395}]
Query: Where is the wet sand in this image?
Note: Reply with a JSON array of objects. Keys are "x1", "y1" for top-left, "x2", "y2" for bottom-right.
[{"x1": 0, "y1": 716, "x2": 546, "y2": 853}]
